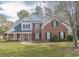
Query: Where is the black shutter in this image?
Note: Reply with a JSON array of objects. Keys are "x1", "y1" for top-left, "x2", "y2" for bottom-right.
[
  {"x1": 39, "y1": 33, "x2": 41, "y2": 40},
  {"x1": 50, "y1": 32, "x2": 52, "y2": 40},
  {"x1": 56, "y1": 21, "x2": 58, "y2": 27},
  {"x1": 40, "y1": 24, "x2": 41, "y2": 28},
  {"x1": 33, "y1": 24, "x2": 35, "y2": 29},
  {"x1": 45, "y1": 32, "x2": 47, "y2": 40},
  {"x1": 59, "y1": 32, "x2": 60, "y2": 39},
  {"x1": 64, "y1": 32, "x2": 65, "y2": 38},
  {"x1": 34, "y1": 33, "x2": 35, "y2": 39},
  {"x1": 52, "y1": 21, "x2": 53, "y2": 27}
]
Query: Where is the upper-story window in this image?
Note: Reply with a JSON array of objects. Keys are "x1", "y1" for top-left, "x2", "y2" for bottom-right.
[
  {"x1": 21, "y1": 22, "x2": 32, "y2": 30},
  {"x1": 22, "y1": 23, "x2": 30, "y2": 30},
  {"x1": 52, "y1": 20, "x2": 59, "y2": 27},
  {"x1": 35, "y1": 24, "x2": 41, "y2": 29}
]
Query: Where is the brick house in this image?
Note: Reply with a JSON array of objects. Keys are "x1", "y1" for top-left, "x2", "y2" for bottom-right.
[{"x1": 5, "y1": 13, "x2": 71, "y2": 42}]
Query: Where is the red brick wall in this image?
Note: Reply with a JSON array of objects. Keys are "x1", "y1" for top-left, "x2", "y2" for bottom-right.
[
  {"x1": 32, "y1": 23, "x2": 42, "y2": 40},
  {"x1": 41, "y1": 21, "x2": 68, "y2": 42}
]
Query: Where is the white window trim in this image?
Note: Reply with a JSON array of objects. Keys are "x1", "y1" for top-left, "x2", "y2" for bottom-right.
[
  {"x1": 35, "y1": 32, "x2": 40, "y2": 39},
  {"x1": 60, "y1": 32, "x2": 64, "y2": 39},
  {"x1": 47, "y1": 32, "x2": 51, "y2": 40},
  {"x1": 53, "y1": 20, "x2": 57, "y2": 27},
  {"x1": 21, "y1": 22, "x2": 32, "y2": 30},
  {"x1": 22, "y1": 23, "x2": 30, "y2": 30}
]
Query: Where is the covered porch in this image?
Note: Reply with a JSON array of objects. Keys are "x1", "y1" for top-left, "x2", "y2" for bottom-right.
[{"x1": 5, "y1": 32, "x2": 32, "y2": 41}]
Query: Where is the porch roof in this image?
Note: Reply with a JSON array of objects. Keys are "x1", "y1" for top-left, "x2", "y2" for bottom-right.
[{"x1": 6, "y1": 32, "x2": 32, "y2": 34}]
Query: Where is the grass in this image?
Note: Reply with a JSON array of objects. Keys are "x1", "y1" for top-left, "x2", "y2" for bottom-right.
[{"x1": 0, "y1": 41, "x2": 78, "y2": 57}]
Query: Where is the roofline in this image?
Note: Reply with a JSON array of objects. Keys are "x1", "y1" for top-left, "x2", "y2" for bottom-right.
[
  {"x1": 5, "y1": 32, "x2": 32, "y2": 34},
  {"x1": 41, "y1": 20, "x2": 52, "y2": 29},
  {"x1": 41, "y1": 16, "x2": 71, "y2": 29}
]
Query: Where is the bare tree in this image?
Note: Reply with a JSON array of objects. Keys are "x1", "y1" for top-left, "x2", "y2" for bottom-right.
[{"x1": 44, "y1": 1, "x2": 79, "y2": 48}]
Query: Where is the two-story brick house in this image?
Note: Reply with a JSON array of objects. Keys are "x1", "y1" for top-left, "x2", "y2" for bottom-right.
[{"x1": 5, "y1": 13, "x2": 71, "y2": 42}]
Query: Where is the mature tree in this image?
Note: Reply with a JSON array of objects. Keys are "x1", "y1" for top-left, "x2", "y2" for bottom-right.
[
  {"x1": 44, "y1": 1, "x2": 79, "y2": 48},
  {"x1": 44, "y1": 7, "x2": 53, "y2": 15},
  {"x1": 76, "y1": 2, "x2": 79, "y2": 38},
  {"x1": 17, "y1": 9, "x2": 29, "y2": 19},
  {"x1": 0, "y1": 16, "x2": 6, "y2": 26},
  {"x1": 35, "y1": 6, "x2": 43, "y2": 16},
  {"x1": 0, "y1": 15, "x2": 13, "y2": 34},
  {"x1": 0, "y1": 20, "x2": 13, "y2": 34},
  {"x1": 55, "y1": 1, "x2": 79, "y2": 48}
]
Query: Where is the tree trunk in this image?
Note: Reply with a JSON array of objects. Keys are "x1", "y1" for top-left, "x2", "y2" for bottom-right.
[
  {"x1": 72, "y1": 21, "x2": 78, "y2": 48},
  {"x1": 73, "y1": 30, "x2": 78, "y2": 48},
  {"x1": 71, "y1": 2, "x2": 78, "y2": 48}
]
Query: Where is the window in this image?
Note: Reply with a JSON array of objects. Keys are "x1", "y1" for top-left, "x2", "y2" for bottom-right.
[
  {"x1": 35, "y1": 24, "x2": 41, "y2": 29},
  {"x1": 52, "y1": 20, "x2": 59, "y2": 27},
  {"x1": 23, "y1": 24, "x2": 26, "y2": 29},
  {"x1": 25, "y1": 24, "x2": 27, "y2": 29},
  {"x1": 59, "y1": 32, "x2": 65, "y2": 39},
  {"x1": 22, "y1": 24, "x2": 30, "y2": 30},
  {"x1": 28, "y1": 24, "x2": 30, "y2": 29},
  {"x1": 35, "y1": 32, "x2": 40, "y2": 39},
  {"x1": 46, "y1": 32, "x2": 51, "y2": 40}
]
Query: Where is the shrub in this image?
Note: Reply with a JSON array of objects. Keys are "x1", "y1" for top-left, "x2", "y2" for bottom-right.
[
  {"x1": 59, "y1": 37, "x2": 66, "y2": 42},
  {"x1": 50, "y1": 35, "x2": 59, "y2": 42},
  {"x1": 77, "y1": 29, "x2": 79, "y2": 39},
  {"x1": 66, "y1": 35, "x2": 73, "y2": 41}
]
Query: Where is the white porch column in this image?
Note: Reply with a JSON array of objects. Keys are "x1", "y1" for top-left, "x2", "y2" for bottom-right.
[
  {"x1": 18, "y1": 34, "x2": 21, "y2": 41},
  {"x1": 21, "y1": 34, "x2": 22, "y2": 41},
  {"x1": 28, "y1": 33, "x2": 29, "y2": 41},
  {"x1": 28, "y1": 33, "x2": 32, "y2": 41},
  {"x1": 13, "y1": 34, "x2": 17, "y2": 40},
  {"x1": 7, "y1": 34, "x2": 8, "y2": 40},
  {"x1": 16, "y1": 34, "x2": 17, "y2": 40},
  {"x1": 13, "y1": 33, "x2": 14, "y2": 40},
  {"x1": 13, "y1": 33, "x2": 15, "y2": 40},
  {"x1": 21, "y1": 34, "x2": 23, "y2": 41},
  {"x1": 19, "y1": 34, "x2": 21, "y2": 41},
  {"x1": 30, "y1": 33, "x2": 32, "y2": 41}
]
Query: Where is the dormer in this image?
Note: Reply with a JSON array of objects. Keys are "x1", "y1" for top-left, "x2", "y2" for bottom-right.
[{"x1": 21, "y1": 22, "x2": 32, "y2": 30}]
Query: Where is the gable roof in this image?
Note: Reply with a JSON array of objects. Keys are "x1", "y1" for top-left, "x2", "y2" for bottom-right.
[
  {"x1": 5, "y1": 20, "x2": 20, "y2": 33},
  {"x1": 6, "y1": 13, "x2": 71, "y2": 33},
  {"x1": 41, "y1": 15, "x2": 71, "y2": 30},
  {"x1": 20, "y1": 13, "x2": 43, "y2": 23},
  {"x1": 6, "y1": 13, "x2": 43, "y2": 33}
]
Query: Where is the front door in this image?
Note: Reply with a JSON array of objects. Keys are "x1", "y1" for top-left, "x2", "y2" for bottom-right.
[{"x1": 22, "y1": 34, "x2": 28, "y2": 41}]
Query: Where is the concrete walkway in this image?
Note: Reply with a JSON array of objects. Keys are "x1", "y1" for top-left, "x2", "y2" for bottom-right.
[
  {"x1": 20, "y1": 41, "x2": 73, "y2": 45},
  {"x1": 20, "y1": 41, "x2": 35, "y2": 45}
]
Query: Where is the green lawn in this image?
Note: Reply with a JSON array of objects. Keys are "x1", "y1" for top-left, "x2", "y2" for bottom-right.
[{"x1": 0, "y1": 42, "x2": 78, "y2": 57}]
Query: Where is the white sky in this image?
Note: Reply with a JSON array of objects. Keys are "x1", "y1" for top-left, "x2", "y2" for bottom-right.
[
  {"x1": 0, "y1": 1, "x2": 49, "y2": 22},
  {"x1": 0, "y1": 1, "x2": 37, "y2": 22}
]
